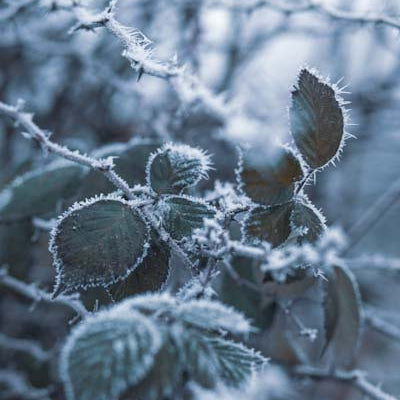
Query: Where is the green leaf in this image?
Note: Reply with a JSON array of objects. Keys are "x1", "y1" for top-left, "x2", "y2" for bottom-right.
[
  {"x1": 60, "y1": 307, "x2": 162, "y2": 400},
  {"x1": 245, "y1": 203, "x2": 293, "y2": 247},
  {"x1": 290, "y1": 201, "x2": 325, "y2": 243},
  {"x1": 78, "y1": 140, "x2": 161, "y2": 199},
  {"x1": 290, "y1": 69, "x2": 344, "y2": 169},
  {"x1": 241, "y1": 148, "x2": 303, "y2": 206},
  {"x1": 0, "y1": 162, "x2": 85, "y2": 220},
  {"x1": 147, "y1": 143, "x2": 212, "y2": 195},
  {"x1": 50, "y1": 196, "x2": 150, "y2": 293},
  {"x1": 220, "y1": 256, "x2": 277, "y2": 331},
  {"x1": 322, "y1": 264, "x2": 362, "y2": 365},
  {"x1": 159, "y1": 195, "x2": 216, "y2": 240},
  {"x1": 207, "y1": 337, "x2": 267, "y2": 386},
  {"x1": 109, "y1": 231, "x2": 171, "y2": 301},
  {"x1": 176, "y1": 299, "x2": 251, "y2": 334}
]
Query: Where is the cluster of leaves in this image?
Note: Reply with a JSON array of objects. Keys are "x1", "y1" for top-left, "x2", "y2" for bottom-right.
[
  {"x1": 0, "y1": 68, "x2": 363, "y2": 399},
  {"x1": 60, "y1": 294, "x2": 266, "y2": 400}
]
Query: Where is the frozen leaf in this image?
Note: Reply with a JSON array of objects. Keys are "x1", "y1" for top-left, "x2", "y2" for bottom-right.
[
  {"x1": 147, "y1": 143, "x2": 212, "y2": 195},
  {"x1": 220, "y1": 259, "x2": 277, "y2": 331},
  {"x1": 159, "y1": 195, "x2": 216, "y2": 240},
  {"x1": 207, "y1": 337, "x2": 267, "y2": 386},
  {"x1": 322, "y1": 264, "x2": 362, "y2": 365},
  {"x1": 245, "y1": 203, "x2": 293, "y2": 247},
  {"x1": 176, "y1": 299, "x2": 252, "y2": 334},
  {"x1": 0, "y1": 162, "x2": 85, "y2": 219},
  {"x1": 50, "y1": 196, "x2": 150, "y2": 293},
  {"x1": 290, "y1": 201, "x2": 326, "y2": 243},
  {"x1": 290, "y1": 69, "x2": 344, "y2": 169},
  {"x1": 109, "y1": 230, "x2": 171, "y2": 300},
  {"x1": 241, "y1": 148, "x2": 303, "y2": 206},
  {"x1": 60, "y1": 307, "x2": 161, "y2": 400}
]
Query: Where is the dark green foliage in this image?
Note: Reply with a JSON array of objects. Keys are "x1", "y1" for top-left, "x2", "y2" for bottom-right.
[
  {"x1": 159, "y1": 196, "x2": 216, "y2": 240},
  {"x1": 245, "y1": 203, "x2": 293, "y2": 247},
  {"x1": 241, "y1": 148, "x2": 303, "y2": 206},
  {"x1": 290, "y1": 69, "x2": 344, "y2": 169},
  {"x1": 109, "y1": 231, "x2": 171, "y2": 301},
  {"x1": 148, "y1": 144, "x2": 211, "y2": 195},
  {"x1": 290, "y1": 201, "x2": 325, "y2": 243},
  {"x1": 0, "y1": 163, "x2": 85, "y2": 220},
  {"x1": 78, "y1": 140, "x2": 161, "y2": 199},
  {"x1": 51, "y1": 198, "x2": 150, "y2": 292}
]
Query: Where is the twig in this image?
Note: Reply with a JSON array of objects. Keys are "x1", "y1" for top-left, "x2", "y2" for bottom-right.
[
  {"x1": 0, "y1": 100, "x2": 194, "y2": 271},
  {"x1": 0, "y1": 333, "x2": 50, "y2": 362},
  {"x1": 212, "y1": 0, "x2": 400, "y2": 32},
  {"x1": 0, "y1": 369, "x2": 52, "y2": 400},
  {"x1": 346, "y1": 254, "x2": 400, "y2": 274},
  {"x1": 0, "y1": 267, "x2": 88, "y2": 317},
  {"x1": 294, "y1": 365, "x2": 399, "y2": 400},
  {"x1": 345, "y1": 178, "x2": 400, "y2": 252},
  {"x1": 365, "y1": 307, "x2": 400, "y2": 342}
]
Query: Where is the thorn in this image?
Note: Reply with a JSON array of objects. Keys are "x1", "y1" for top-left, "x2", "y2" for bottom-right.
[{"x1": 137, "y1": 67, "x2": 144, "y2": 82}]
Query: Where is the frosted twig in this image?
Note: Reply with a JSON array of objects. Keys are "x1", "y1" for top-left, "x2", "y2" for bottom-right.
[
  {"x1": 0, "y1": 267, "x2": 88, "y2": 317},
  {"x1": 0, "y1": 100, "x2": 195, "y2": 271},
  {"x1": 346, "y1": 254, "x2": 400, "y2": 274},
  {"x1": 70, "y1": 2, "x2": 232, "y2": 123},
  {"x1": 365, "y1": 307, "x2": 400, "y2": 342},
  {"x1": 0, "y1": 369, "x2": 52, "y2": 400},
  {"x1": 212, "y1": 0, "x2": 400, "y2": 32},
  {"x1": 345, "y1": 178, "x2": 400, "y2": 252},
  {"x1": 294, "y1": 365, "x2": 399, "y2": 400},
  {"x1": 0, "y1": 333, "x2": 50, "y2": 362}
]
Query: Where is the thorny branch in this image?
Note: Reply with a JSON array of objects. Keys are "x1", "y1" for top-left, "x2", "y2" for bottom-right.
[
  {"x1": 0, "y1": 100, "x2": 195, "y2": 272},
  {"x1": 294, "y1": 365, "x2": 399, "y2": 400}
]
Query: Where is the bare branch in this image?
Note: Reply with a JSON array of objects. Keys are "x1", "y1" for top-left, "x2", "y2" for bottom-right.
[
  {"x1": 0, "y1": 333, "x2": 50, "y2": 362},
  {"x1": 0, "y1": 267, "x2": 88, "y2": 317},
  {"x1": 294, "y1": 365, "x2": 399, "y2": 400},
  {"x1": 365, "y1": 307, "x2": 400, "y2": 342},
  {"x1": 211, "y1": 0, "x2": 400, "y2": 31}
]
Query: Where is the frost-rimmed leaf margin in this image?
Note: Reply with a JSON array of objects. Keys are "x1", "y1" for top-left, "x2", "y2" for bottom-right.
[
  {"x1": 146, "y1": 142, "x2": 213, "y2": 195},
  {"x1": 290, "y1": 198, "x2": 327, "y2": 244},
  {"x1": 49, "y1": 193, "x2": 150, "y2": 294},
  {"x1": 157, "y1": 194, "x2": 218, "y2": 240},
  {"x1": 176, "y1": 299, "x2": 253, "y2": 335},
  {"x1": 0, "y1": 159, "x2": 88, "y2": 219},
  {"x1": 59, "y1": 304, "x2": 162, "y2": 400},
  {"x1": 289, "y1": 66, "x2": 352, "y2": 170}
]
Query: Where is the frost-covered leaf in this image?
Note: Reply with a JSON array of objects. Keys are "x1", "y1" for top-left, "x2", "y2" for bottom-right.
[
  {"x1": 122, "y1": 292, "x2": 176, "y2": 315},
  {"x1": 245, "y1": 203, "x2": 293, "y2": 247},
  {"x1": 208, "y1": 337, "x2": 267, "y2": 386},
  {"x1": 322, "y1": 264, "x2": 362, "y2": 365},
  {"x1": 78, "y1": 139, "x2": 161, "y2": 198},
  {"x1": 60, "y1": 307, "x2": 162, "y2": 400},
  {"x1": 109, "y1": 230, "x2": 171, "y2": 300},
  {"x1": 241, "y1": 148, "x2": 303, "y2": 206},
  {"x1": 0, "y1": 162, "x2": 85, "y2": 219},
  {"x1": 220, "y1": 256, "x2": 277, "y2": 331},
  {"x1": 290, "y1": 201, "x2": 325, "y2": 243},
  {"x1": 159, "y1": 195, "x2": 216, "y2": 240},
  {"x1": 290, "y1": 69, "x2": 344, "y2": 169},
  {"x1": 50, "y1": 196, "x2": 150, "y2": 293},
  {"x1": 176, "y1": 299, "x2": 252, "y2": 334},
  {"x1": 147, "y1": 143, "x2": 212, "y2": 195}
]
